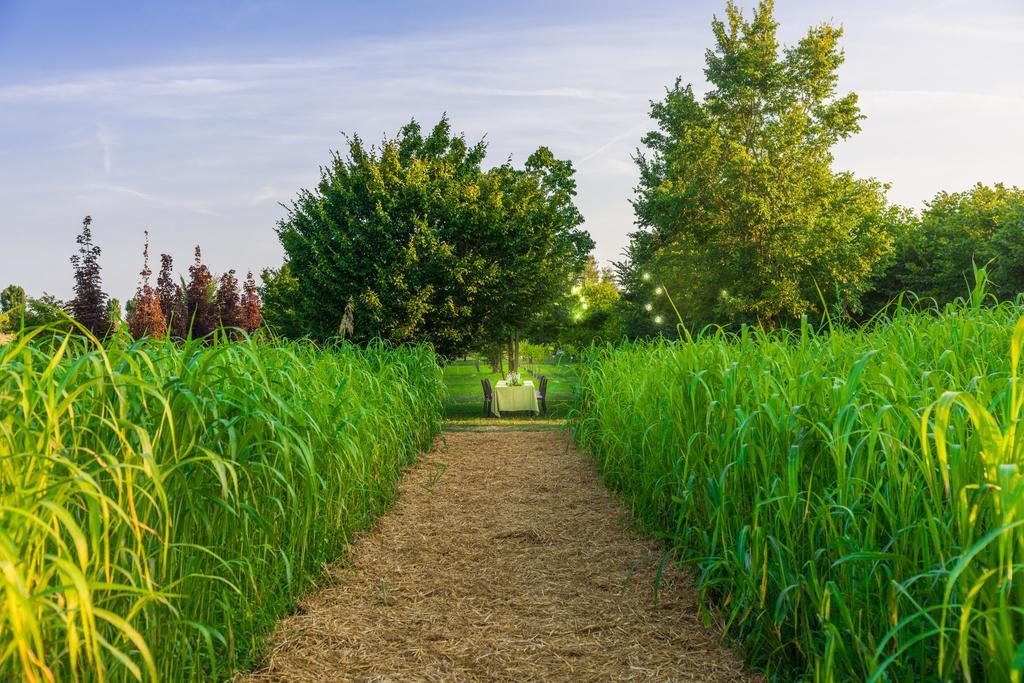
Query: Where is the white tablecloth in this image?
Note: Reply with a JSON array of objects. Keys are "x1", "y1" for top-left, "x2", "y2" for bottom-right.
[{"x1": 492, "y1": 380, "x2": 539, "y2": 416}]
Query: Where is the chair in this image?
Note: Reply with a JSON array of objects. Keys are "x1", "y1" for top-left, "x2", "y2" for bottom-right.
[
  {"x1": 535, "y1": 376, "x2": 548, "y2": 414},
  {"x1": 481, "y1": 378, "x2": 493, "y2": 416}
]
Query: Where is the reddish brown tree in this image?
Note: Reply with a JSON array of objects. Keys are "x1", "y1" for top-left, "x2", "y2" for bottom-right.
[
  {"x1": 127, "y1": 232, "x2": 167, "y2": 339},
  {"x1": 157, "y1": 253, "x2": 187, "y2": 339},
  {"x1": 239, "y1": 271, "x2": 263, "y2": 334},
  {"x1": 185, "y1": 246, "x2": 216, "y2": 338},
  {"x1": 215, "y1": 269, "x2": 241, "y2": 331},
  {"x1": 70, "y1": 215, "x2": 111, "y2": 337}
]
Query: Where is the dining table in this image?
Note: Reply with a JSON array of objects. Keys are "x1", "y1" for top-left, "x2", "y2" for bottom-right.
[{"x1": 491, "y1": 379, "x2": 540, "y2": 417}]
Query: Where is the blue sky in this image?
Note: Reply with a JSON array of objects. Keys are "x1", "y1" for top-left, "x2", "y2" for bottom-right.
[{"x1": 1, "y1": 0, "x2": 1022, "y2": 300}]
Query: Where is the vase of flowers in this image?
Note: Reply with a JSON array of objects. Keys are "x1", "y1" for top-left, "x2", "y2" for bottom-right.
[{"x1": 505, "y1": 371, "x2": 522, "y2": 386}]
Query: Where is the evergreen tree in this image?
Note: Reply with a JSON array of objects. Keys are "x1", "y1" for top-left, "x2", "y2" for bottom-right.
[
  {"x1": 126, "y1": 232, "x2": 167, "y2": 339},
  {"x1": 185, "y1": 246, "x2": 216, "y2": 338},
  {"x1": 215, "y1": 269, "x2": 241, "y2": 330},
  {"x1": 69, "y1": 215, "x2": 110, "y2": 336},
  {"x1": 239, "y1": 271, "x2": 263, "y2": 334},
  {"x1": 157, "y1": 253, "x2": 188, "y2": 339}
]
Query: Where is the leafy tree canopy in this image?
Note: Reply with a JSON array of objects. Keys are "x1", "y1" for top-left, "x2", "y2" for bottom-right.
[
  {"x1": 24, "y1": 295, "x2": 68, "y2": 328},
  {"x1": 530, "y1": 256, "x2": 622, "y2": 352},
  {"x1": 0, "y1": 285, "x2": 26, "y2": 314},
  {"x1": 864, "y1": 183, "x2": 1024, "y2": 310},
  {"x1": 0, "y1": 293, "x2": 68, "y2": 333},
  {"x1": 627, "y1": 0, "x2": 900, "y2": 329},
  {"x1": 274, "y1": 115, "x2": 593, "y2": 356},
  {"x1": 259, "y1": 265, "x2": 304, "y2": 338}
]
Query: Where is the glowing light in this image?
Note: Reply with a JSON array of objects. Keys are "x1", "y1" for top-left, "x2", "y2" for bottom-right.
[
  {"x1": 571, "y1": 285, "x2": 581, "y2": 295},
  {"x1": 644, "y1": 303, "x2": 653, "y2": 312},
  {"x1": 642, "y1": 272, "x2": 651, "y2": 281},
  {"x1": 581, "y1": 302, "x2": 589, "y2": 310},
  {"x1": 654, "y1": 315, "x2": 664, "y2": 324},
  {"x1": 720, "y1": 289, "x2": 728, "y2": 298},
  {"x1": 655, "y1": 287, "x2": 664, "y2": 296},
  {"x1": 579, "y1": 296, "x2": 586, "y2": 304}
]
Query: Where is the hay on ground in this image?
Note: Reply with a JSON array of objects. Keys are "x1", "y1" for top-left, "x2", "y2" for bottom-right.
[{"x1": 245, "y1": 431, "x2": 755, "y2": 682}]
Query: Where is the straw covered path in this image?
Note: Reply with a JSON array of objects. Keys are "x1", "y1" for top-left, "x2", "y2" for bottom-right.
[{"x1": 246, "y1": 430, "x2": 753, "y2": 681}]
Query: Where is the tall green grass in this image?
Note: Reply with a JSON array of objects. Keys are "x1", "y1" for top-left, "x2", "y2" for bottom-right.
[
  {"x1": 0, "y1": 329, "x2": 443, "y2": 681},
  {"x1": 572, "y1": 297, "x2": 1024, "y2": 681}
]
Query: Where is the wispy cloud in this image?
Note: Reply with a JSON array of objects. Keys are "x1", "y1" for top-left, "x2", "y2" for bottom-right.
[
  {"x1": 247, "y1": 185, "x2": 293, "y2": 206},
  {"x1": 95, "y1": 124, "x2": 113, "y2": 175},
  {"x1": 139, "y1": 78, "x2": 254, "y2": 96},
  {"x1": 0, "y1": 59, "x2": 336, "y2": 104},
  {"x1": 82, "y1": 183, "x2": 218, "y2": 216},
  {"x1": 860, "y1": 89, "x2": 1024, "y2": 109},
  {"x1": 436, "y1": 85, "x2": 631, "y2": 101},
  {"x1": 579, "y1": 123, "x2": 648, "y2": 163},
  {"x1": 882, "y1": 4, "x2": 1024, "y2": 43}
]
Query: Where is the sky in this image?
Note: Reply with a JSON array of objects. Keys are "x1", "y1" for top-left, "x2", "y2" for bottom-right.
[{"x1": 1, "y1": 0, "x2": 1022, "y2": 301}]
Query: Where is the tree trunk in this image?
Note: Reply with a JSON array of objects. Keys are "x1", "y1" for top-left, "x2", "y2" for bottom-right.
[
  {"x1": 507, "y1": 336, "x2": 516, "y2": 373},
  {"x1": 514, "y1": 333, "x2": 520, "y2": 374},
  {"x1": 489, "y1": 345, "x2": 502, "y2": 375}
]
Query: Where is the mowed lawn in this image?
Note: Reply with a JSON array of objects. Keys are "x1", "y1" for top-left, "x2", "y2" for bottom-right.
[{"x1": 442, "y1": 359, "x2": 578, "y2": 420}]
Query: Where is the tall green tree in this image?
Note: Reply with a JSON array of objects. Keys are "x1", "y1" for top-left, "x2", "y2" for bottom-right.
[
  {"x1": 629, "y1": 0, "x2": 898, "y2": 329},
  {"x1": 273, "y1": 116, "x2": 592, "y2": 356},
  {"x1": 479, "y1": 146, "x2": 592, "y2": 367}
]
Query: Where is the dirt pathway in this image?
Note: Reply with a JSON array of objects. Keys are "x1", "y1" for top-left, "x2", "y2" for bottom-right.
[{"x1": 247, "y1": 431, "x2": 752, "y2": 682}]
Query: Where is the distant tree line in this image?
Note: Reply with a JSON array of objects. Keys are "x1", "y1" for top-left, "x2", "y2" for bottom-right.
[
  {"x1": 0, "y1": 216, "x2": 263, "y2": 340},
  {"x1": 860, "y1": 183, "x2": 1024, "y2": 313},
  {"x1": 0, "y1": 285, "x2": 65, "y2": 332}
]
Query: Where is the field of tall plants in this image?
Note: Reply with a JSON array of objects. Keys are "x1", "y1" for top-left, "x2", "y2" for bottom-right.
[
  {"x1": 0, "y1": 330, "x2": 443, "y2": 681},
  {"x1": 572, "y1": 296, "x2": 1024, "y2": 681}
]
